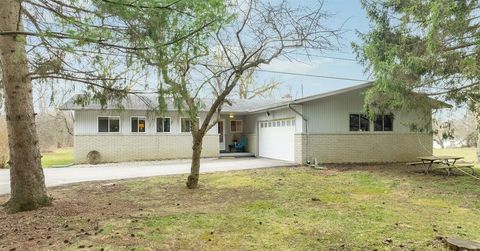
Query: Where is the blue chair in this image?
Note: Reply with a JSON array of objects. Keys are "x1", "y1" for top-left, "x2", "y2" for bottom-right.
[{"x1": 234, "y1": 136, "x2": 248, "y2": 152}]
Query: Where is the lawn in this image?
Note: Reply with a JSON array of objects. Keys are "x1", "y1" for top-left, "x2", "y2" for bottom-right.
[
  {"x1": 1, "y1": 163, "x2": 479, "y2": 250},
  {"x1": 41, "y1": 148, "x2": 74, "y2": 168}
]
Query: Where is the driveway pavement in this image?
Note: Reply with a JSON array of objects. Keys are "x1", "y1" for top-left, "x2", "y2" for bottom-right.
[{"x1": 0, "y1": 157, "x2": 294, "y2": 195}]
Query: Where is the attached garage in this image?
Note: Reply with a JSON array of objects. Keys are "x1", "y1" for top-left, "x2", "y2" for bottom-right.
[{"x1": 258, "y1": 119, "x2": 296, "y2": 162}]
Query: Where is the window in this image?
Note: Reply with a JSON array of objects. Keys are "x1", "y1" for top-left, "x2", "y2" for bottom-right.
[
  {"x1": 98, "y1": 116, "x2": 120, "y2": 133},
  {"x1": 230, "y1": 120, "x2": 243, "y2": 132},
  {"x1": 156, "y1": 117, "x2": 171, "y2": 133},
  {"x1": 374, "y1": 114, "x2": 394, "y2": 131},
  {"x1": 181, "y1": 118, "x2": 199, "y2": 133},
  {"x1": 131, "y1": 117, "x2": 146, "y2": 133},
  {"x1": 349, "y1": 114, "x2": 369, "y2": 132}
]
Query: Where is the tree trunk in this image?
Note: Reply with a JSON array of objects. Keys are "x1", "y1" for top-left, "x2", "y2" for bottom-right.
[
  {"x1": 186, "y1": 133, "x2": 203, "y2": 189},
  {"x1": 0, "y1": 0, "x2": 51, "y2": 213}
]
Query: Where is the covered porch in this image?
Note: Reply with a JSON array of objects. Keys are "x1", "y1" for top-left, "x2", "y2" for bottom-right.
[
  {"x1": 217, "y1": 113, "x2": 256, "y2": 156},
  {"x1": 219, "y1": 152, "x2": 255, "y2": 158}
]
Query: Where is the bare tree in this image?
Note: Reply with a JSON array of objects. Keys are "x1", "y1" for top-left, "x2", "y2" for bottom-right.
[
  {"x1": 452, "y1": 111, "x2": 477, "y2": 147},
  {"x1": 208, "y1": 49, "x2": 280, "y2": 100},
  {"x1": 34, "y1": 80, "x2": 74, "y2": 151},
  {"x1": 234, "y1": 68, "x2": 280, "y2": 100},
  {"x1": 432, "y1": 118, "x2": 455, "y2": 148},
  {"x1": 152, "y1": 0, "x2": 339, "y2": 188}
]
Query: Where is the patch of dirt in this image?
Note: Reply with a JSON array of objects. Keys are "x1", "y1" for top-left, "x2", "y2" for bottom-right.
[
  {"x1": 323, "y1": 162, "x2": 441, "y2": 177},
  {"x1": 0, "y1": 178, "x2": 266, "y2": 250},
  {"x1": 0, "y1": 182, "x2": 134, "y2": 250}
]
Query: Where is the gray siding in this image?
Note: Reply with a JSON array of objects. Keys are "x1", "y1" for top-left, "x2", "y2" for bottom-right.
[
  {"x1": 302, "y1": 87, "x2": 430, "y2": 134},
  {"x1": 244, "y1": 107, "x2": 301, "y2": 134},
  {"x1": 74, "y1": 110, "x2": 217, "y2": 135}
]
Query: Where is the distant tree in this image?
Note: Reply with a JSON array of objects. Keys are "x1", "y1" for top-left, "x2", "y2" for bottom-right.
[
  {"x1": 208, "y1": 51, "x2": 279, "y2": 100},
  {"x1": 452, "y1": 110, "x2": 477, "y2": 147},
  {"x1": 432, "y1": 119, "x2": 455, "y2": 148},
  {"x1": 34, "y1": 81, "x2": 74, "y2": 151},
  {"x1": 354, "y1": 0, "x2": 480, "y2": 159},
  {"x1": 237, "y1": 69, "x2": 279, "y2": 100}
]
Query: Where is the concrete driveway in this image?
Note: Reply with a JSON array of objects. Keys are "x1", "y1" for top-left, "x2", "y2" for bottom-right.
[{"x1": 0, "y1": 157, "x2": 294, "y2": 195}]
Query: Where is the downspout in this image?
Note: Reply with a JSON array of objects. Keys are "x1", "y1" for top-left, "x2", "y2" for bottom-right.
[{"x1": 288, "y1": 103, "x2": 310, "y2": 165}]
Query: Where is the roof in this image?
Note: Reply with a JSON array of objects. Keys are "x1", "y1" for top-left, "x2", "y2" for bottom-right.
[
  {"x1": 60, "y1": 81, "x2": 450, "y2": 113},
  {"x1": 59, "y1": 94, "x2": 282, "y2": 113},
  {"x1": 247, "y1": 82, "x2": 374, "y2": 112}
]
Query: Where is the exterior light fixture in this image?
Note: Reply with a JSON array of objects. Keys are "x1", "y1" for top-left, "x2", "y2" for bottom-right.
[{"x1": 229, "y1": 113, "x2": 234, "y2": 119}]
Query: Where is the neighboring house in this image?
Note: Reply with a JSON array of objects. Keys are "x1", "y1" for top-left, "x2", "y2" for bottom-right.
[{"x1": 60, "y1": 82, "x2": 438, "y2": 164}]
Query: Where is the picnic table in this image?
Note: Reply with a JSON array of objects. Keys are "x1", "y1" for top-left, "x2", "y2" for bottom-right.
[{"x1": 416, "y1": 156, "x2": 465, "y2": 175}]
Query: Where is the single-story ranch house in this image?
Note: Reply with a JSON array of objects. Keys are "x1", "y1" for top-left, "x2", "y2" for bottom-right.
[{"x1": 60, "y1": 82, "x2": 438, "y2": 164}]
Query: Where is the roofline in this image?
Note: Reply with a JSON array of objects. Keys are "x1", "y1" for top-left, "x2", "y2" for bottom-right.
[
  {"x1": 60, "y1": 81, "x2": 450, "y2": 113},
  {"x1": 246, "y1": 100, "x2": 291, "y2": 113},
  {"x1": 248, "y1": 81, "x2": 374, "y2": 112},
  {"x1": 291, "y1": 81, "x2": 374, "y2": 105}
]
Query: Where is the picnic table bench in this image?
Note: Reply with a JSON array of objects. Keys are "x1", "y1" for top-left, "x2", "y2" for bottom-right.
[{"x1": 409, "y1": 156, "x2": 477, "y2": 176}]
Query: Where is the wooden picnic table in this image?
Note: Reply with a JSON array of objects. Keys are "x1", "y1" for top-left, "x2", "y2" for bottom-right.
[{"x1": 416, "y1": 155, "x2": 464, "y2": 175}]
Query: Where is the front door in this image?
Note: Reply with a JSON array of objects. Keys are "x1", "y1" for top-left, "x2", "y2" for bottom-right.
[{"x1": 218, "y1": 120, "x2": 225, "y2": 151}]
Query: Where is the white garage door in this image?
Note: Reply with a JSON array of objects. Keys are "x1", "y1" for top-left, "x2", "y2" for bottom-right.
[{"x1": 259, "y1": 119, "x2": 295, "y2": 162}]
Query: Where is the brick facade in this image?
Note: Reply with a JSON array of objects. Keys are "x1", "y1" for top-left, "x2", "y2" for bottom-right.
[
  {"x1": 295, "y1": 133, "x2": 432, "y2": 164},
  {"x1": 74, "y1": 134, "x2": 219, "y2": 163}
]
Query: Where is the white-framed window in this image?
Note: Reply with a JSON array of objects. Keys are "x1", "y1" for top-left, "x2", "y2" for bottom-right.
[
  {"x1": 349, "y1": 114, "x2": 369, "y2": 132},
  {"x1": 98, "y1": 116, "x2": 120, "y2": 133},
  {"x1": 181, "y1": 117, "x2": 199, "y2": 133},
  {"x1": 131, "y1": 116, "x2": 146, "y2": 133},
  {"x1": 156, "y1": 117, "x2": 171, "y2": 133},
  {"x1": 374, "y1": 114, "x2": 394, "y2": 131},
  {"x1": 230, "y1": 120, "x2": 243, "y2": 133}
]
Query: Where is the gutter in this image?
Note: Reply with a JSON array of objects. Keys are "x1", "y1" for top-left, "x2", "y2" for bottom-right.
[{"x1": 288, "y1": 103, "x2": 311, "y2": 165}]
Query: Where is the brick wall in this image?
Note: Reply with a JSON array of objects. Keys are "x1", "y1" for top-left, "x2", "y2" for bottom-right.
[
  {"x1": 295, "y1": 133, "x2": 432, "y2": 164},
  {"x1": 74, "y1": 134, "x2": 219, "y2": 163}
]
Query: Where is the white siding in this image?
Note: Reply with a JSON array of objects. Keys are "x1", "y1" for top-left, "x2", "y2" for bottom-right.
[
  {"x1": 74, "y1": 110, "x2": 218, "y2": 135},
  {"x1": 302, "y1": 87, "x2": 431, "y2": 134},
  {"x1": 242, "y1": 107, "x2": 299, "y2": 156},
  {"x1": 244, "y1": 107, "x2": 299, "y2": 134}
]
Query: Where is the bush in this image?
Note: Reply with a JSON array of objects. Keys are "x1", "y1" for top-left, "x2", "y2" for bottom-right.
[{"x1": 465, "y1": 132, "x2": 478, "y2": 147}]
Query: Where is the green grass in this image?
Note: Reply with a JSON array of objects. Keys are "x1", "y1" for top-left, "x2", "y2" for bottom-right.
[
  {"x1": 41, "y1": 148, "x2": 73, "y2": 168},
  {"x1": 434, "y1": 147, "x2": 479, "y2": 168},
  {"x1": 89, "y1": 165, "x2": 480, "y2": 250}
]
